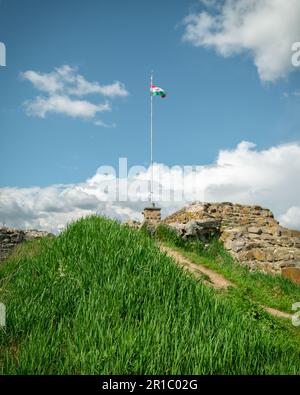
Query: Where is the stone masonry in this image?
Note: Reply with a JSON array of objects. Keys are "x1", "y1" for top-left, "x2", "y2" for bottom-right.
[
  {"x1": 142, "y1": 206, "x2": 162, "y2": 226},
  {"x1": 164, "y1": 202, "x2": 300, "y2": 281},
  {"x1": 0, "y1": 227, "x2": 53, "y2": 261}
]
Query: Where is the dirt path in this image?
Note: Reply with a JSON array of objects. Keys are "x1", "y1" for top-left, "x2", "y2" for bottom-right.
[
  {"x1": 160, "y1": 244, "x2": 293, "y2": 320},
  {"x1": 262, "y1": 306, "x2": 292, "y2": 320},
  {"x1": 160, "y1": 244, "x2": 234, "y2": 290}
]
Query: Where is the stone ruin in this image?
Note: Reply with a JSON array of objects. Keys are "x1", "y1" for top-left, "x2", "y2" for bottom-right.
[
  {"x1": 0, "y1": 227, "x2": 53, "y2": 262},
  {"x1": 2, "y1": 202, "x2": 300, "y2": 285},
  {"x1": 164, "y1": 202, "x2": 300, "y2": 284},
  {"x1": 142, "y1": 206, "x2": 162, "y2": 225}
]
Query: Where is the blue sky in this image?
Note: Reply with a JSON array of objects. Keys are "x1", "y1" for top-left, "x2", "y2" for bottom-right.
[{"x1": 0, "y1": 0, "x2": 300, "y2": 231}]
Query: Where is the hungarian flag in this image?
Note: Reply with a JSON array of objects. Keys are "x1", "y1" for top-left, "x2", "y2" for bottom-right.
[{"x1": 150, "y1": 84, "x2": 167, "y2": 98}]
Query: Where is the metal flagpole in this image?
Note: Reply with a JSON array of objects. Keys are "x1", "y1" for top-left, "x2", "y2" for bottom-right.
[{"x1": 150, "y1": 71, "x2": 154, "y2": 206}]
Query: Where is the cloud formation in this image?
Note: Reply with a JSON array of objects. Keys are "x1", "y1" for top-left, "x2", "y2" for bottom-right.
[
  {"x1": 21, "y1": 65, "x2": 128, "y2": 125},
  {"x1": 183, "y1": 0, "x2": 300, "y2": 82},
  {"x1": 24, "y1": 95, "x2": 111, "y2": 119},
  {"x1": 279, "y1": 207, "x2": 300, "y2": 229},
  {"x1": 1, "y1": 141, "x2": 300, "y2": 233}
]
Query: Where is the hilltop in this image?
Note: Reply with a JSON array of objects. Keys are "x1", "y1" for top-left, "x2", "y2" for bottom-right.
[{"x1": 1, "y1": 215, "x2": 300, "y2": 374}]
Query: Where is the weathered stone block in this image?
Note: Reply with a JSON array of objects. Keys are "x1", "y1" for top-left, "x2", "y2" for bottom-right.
[
  {"x1": 226, "y1": 239, "x2": 246, "y2": 253},
  {"x1": 168, "y1": 219, "x2": 220, "y2": 242},
  {"x1": 248, "y1": 226, "x2": 262, "y2": 235},
  {"x1": 282, "y1": 267, "x2": 300, "y2": 285},
  {"x1": 252, "y1": 249, "x2": 267, "y2": 261}
]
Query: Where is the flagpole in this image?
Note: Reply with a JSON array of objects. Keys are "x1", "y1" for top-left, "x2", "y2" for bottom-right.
[{"x1": 150, "y1": 71, "x2": 154, "y2": 206}]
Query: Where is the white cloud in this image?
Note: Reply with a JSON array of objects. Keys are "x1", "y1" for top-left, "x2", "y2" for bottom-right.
[
  {"x1": 183, "y1": 0, "x2": 300, "y2": 82},
  {"x1": 21, "y1": 65, "x2": 129, "y2": 98},
  {"x1": 1, "y1": 141, "x2": 300, "y2": 233},
  {"x1": 22, "y1": 70, "x2": 63, "y2": 93},
  {"x1": 24, "y1": 95, "x2": 111, "y2": 119},
  {"x1": 94, "y1": 119, "x2": 116, "y2": 128},
  {"x1": 279, "y1": 206, "x2": 300, "y2": 229},
  {"x1": 21, "y1": 65, "x2": 128, "y2": 124}
]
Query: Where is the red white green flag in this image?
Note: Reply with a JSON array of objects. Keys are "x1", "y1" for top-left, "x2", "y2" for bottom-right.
[{"x1": 150, "y1": 84, "x2": 167, "y2": 98}]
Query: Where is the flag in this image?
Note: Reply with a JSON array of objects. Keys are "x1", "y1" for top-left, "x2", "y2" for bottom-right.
[{"x1": 150, "y1": 84, "x2": 167, "y2": 98}]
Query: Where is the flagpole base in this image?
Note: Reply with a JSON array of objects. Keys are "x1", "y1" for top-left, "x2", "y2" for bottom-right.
[{"x1": 142, "y1": 206, "x2": 161, "y2": 226}]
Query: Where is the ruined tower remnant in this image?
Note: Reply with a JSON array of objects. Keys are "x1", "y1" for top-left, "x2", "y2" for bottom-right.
[{"x1": 142, "y1": 204, "x2": 161, "y2": 226}]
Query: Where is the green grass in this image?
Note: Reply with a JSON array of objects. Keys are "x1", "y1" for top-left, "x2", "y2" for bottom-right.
[
  {"x1": 155, "y1": 224, "x2": 300, "y2": 314},
  {"x1": 1, "y1": 216, "x2": 300, "y2": 374}
]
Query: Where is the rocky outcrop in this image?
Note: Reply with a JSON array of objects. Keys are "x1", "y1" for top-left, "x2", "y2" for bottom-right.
[
  {"x1": 166, "y1": 219, "x2": 220, "y2": 243},
  {"x1": 0, "y1": 227, "x2": 53, "y2": 261},
  {"x1": 164, "y1": 202, "x2": 300, "y2": 278}
]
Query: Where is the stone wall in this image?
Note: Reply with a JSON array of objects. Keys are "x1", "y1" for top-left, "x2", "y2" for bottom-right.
[
  {"x1": 142, "y1": 207, "x2": 162, "y2": 226},
  {"x1": 0, "y1": 227, "x2": 53, "y2": 261},
  {"x1": 164, "y1": 202, "x2": 300, "y2": 280}
]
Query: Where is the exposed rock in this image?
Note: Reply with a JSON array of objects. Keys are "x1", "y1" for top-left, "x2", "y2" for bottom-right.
[
  {"x1": 168, "y1": 219, "x2": 220, "y2": 242},
  {"x1": 164, "y1": 202, "x2": 300, "y2": 282},
  {"x1": 0, "y1": 227, "x2": 54, "y2": 262},
  {"x1": 248, "y1": 226, "x2": 262, "y2": 235}
]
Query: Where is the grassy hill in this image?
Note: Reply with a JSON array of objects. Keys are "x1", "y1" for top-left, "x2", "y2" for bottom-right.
[{"x1": 1, "y1": 216, "x2": 300, "y2": 374}]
